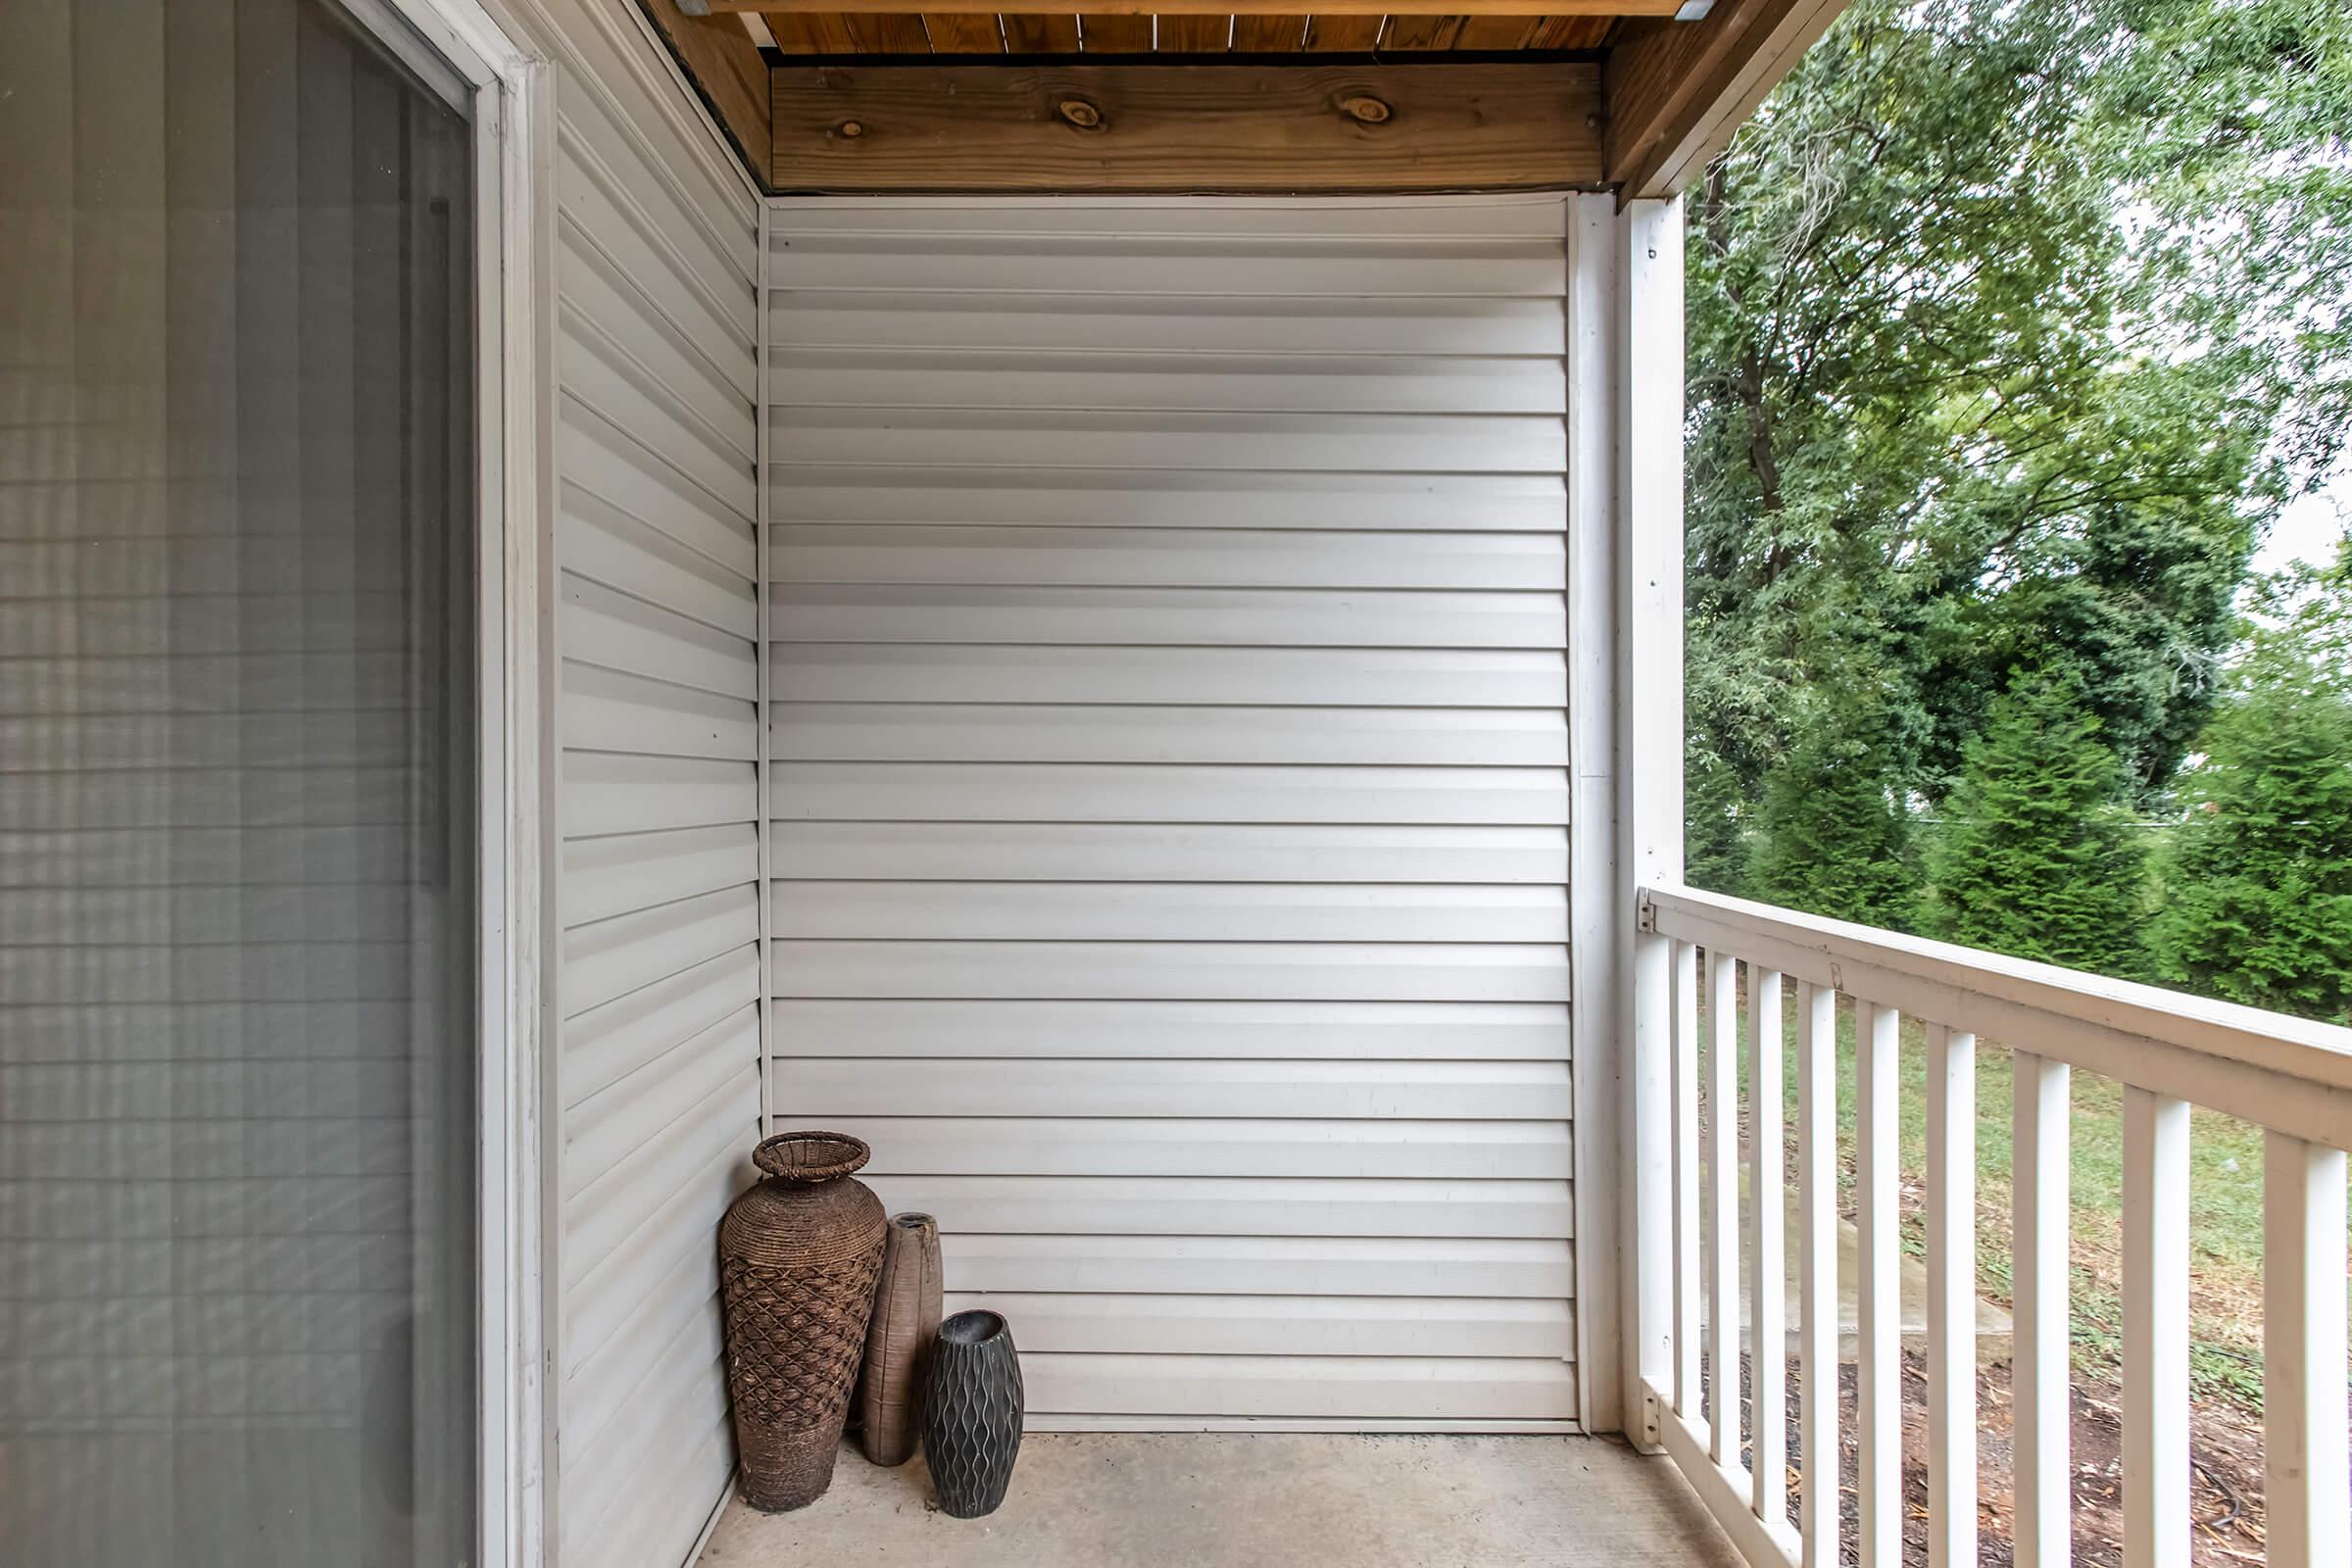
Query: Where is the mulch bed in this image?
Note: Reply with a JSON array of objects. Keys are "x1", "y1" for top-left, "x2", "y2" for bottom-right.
[{"x1": 1694, "y1": 1350, "x2": 2270, "y2": 1565}]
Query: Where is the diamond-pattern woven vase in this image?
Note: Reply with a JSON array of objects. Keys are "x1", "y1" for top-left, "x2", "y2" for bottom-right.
[
  {"x1": 718, "y1": 1133, "x2": 887, "y2": 1511},
  {"x1": 920, "y1": 1309, "x2": 1024, "y2": 1519}
]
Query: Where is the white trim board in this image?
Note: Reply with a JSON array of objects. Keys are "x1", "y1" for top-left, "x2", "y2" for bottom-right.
[{"x1": 330, "y1": 0, "x2": 562, "y2": 1559}]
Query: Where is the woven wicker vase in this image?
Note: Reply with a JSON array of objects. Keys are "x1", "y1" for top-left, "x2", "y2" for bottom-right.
[
  {"x1": 858, "y1": 1212, "x2": 943, "y2": 1467},
  {"x1": 921, "y1": 1309, "x2": 1024, "y2": 1519},
  {"x1": 718, "y1": 1133, "x2": 888, "y2": 1511}
]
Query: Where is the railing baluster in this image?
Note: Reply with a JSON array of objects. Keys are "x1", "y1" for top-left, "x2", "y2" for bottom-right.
[
  {"x1": 2012, "y1": 1050, "x2": 2072, "y2": 1568},
  {"x1": 1795, "y1": 983, "x2": 1838, "y2": 1568},
  {"x1": 2263, "y1": 1130, "x2": 2350, "y2": 1568},
  {"x1": 1674, "y1": 939, "x2": 1702, "y2": 1418},
  {"x1": 2122, "y1": 1088, "x2": 2189, "y2": 1568},
  {"x1": 1856, "y1": 999, "x2": 1901, "y2": 1568},
  {"x1": 1706, "y1": 950, "x2": 1741, "y2": 1467},
  {"x1": 1925, "y1": 1024, "x2": 1977, "y2": 1568},
  {"x1": 1636, "y1": 882, "x2": 2352, "y2": 1568},
  {"x1": 1750, "y1": 968, "x2": 1787, "y2": 1525}
]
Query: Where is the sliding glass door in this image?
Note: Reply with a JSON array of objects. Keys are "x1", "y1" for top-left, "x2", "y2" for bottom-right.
[{"x1": 0, "y1": 0, "x2": 480, "y2": 1559}]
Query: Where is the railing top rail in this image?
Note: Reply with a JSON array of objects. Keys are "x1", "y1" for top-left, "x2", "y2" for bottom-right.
[{"x1": 1639, "y1": 882, "x2": 2352, "y2": 1149}]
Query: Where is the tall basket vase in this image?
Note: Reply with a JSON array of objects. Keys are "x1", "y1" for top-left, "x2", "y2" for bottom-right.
[
  {"x1": 718, "y1": 1132, "x2": 888, "y2": 1511},
  {"x1": 858, "y1": 1212, "x2": 943, "y2": 1466}
]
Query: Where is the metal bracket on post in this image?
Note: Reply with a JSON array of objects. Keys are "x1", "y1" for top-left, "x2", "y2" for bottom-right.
[
  {"x1": 1637, "y1": 1383, "x2": 1667, "y2": 1454},
  {"x1": 1635, "y1": 887, "x2": 1660, "y2": 935}
]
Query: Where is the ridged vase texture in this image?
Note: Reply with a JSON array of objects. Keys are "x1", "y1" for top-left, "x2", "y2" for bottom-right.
[
  {"x1": 858, "y1": 1212, "x2": 943, "y2": 1466},
  {"x1": 717, "y1": 1133, "x2": 887, "y2": 1511},
  {"x1": 921, "y1": 1309, "x2": 1024, "y2": 1519}
]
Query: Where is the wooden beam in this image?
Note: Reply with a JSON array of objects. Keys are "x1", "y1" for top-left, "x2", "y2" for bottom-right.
[
  {"x1": 1603, "y1": 0, "x2": 1849, "y2": 197},
  {"x1": 634, "y1": 0, "x2": 773, "y2": 181},
  {"x1": 727, "y1": 0, "x2": 1667, "y2": 14},
  {"x1": 770, "y1": 62, "x2": 1603, "y2": 192}
]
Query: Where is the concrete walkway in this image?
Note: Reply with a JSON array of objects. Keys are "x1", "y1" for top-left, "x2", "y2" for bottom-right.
[
  {"x1": 1742, "y1": 1180, "x2": 2013, "y2": 1361},
  {"x1": 698, "y1": 1434, "x2": 1743, "y2": 1568}
]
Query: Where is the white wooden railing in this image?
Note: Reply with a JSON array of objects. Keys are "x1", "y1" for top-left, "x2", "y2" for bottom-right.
[{"x1": 1630, "y1": 883, "x2": 2352, "y2": 1568}]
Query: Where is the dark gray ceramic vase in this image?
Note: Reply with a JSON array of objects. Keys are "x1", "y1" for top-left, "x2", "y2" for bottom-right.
[{"x1": 921, "y1": 1309, "x2": 1023, "y2": 1518}]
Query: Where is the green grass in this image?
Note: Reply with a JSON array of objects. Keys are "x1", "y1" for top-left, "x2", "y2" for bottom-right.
[{"x1": 1705, "y1": 984, "x2": 2333, "y2": 1415}]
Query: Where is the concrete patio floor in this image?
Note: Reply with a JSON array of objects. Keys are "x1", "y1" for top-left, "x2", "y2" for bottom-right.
[{"x1": 696, "y1": 1433, "x2": 1743, "y2": 1568}]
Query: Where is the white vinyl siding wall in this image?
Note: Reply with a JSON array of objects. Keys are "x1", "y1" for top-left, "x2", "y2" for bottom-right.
[
  {"x1": 763, "y1": 195, "x2": 1577, "y2": 1429},
  {"x1": 545, "y1": 1, "x2": 762, "y2": 1562}
]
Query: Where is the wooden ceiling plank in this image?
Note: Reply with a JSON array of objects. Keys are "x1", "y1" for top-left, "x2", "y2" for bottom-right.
[
  {"x1": 845, "y1": 12, "x2": 938, "y2": 48},
  {"x1": 1299, "y1": 13, "x2": 1382, "y2": 47},
  {"x1": 721, "y1": 0, "x2": 1668, "y2": 14},
  {"x1": 1158, "y1": 14, "x2": 1235, "y2": 48},
  {"x1": 1381, "y1": 14, "x2": 1466, "y2": 47},
  {"x1": 1004, "y1": 13, "x2": 1082, "y2": 47},
  {"x1": 1524, "y1": 14, "x2": 1610, "y2": 47},
  {"x1": 1079, "y1": 13, "x2": 1155, "y2": 47},
  {"x1": 1452, "y1": 14, "x2": 1537, "y2": 47},
  {"x1": 1231, "y1": 13, "x2": 1307, "y2": 48},
  {"x1": 763, "y1": 11, "x2": 862, "y2": 50},
  {"x1": 1605, "y1": 0, "x2": 1849, "y2": 196},
  {"x1": 771, "y1": 60, "x2": 1605, "y2": 191},
  {"x1": 923, "y1": 10, "x2": 1007, "y2": 48}
]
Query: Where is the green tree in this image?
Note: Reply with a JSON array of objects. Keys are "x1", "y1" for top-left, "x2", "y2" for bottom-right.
[
  {"x1": 1685, "y1": 0, "x2": 2344, "y2": 878},
  {"x1": 2151, "y1": 580, "x2": 2352, "y2": 1021},
  {"x1": 1922, "y1": 671, "x2": 2149, "y2": 974},
  {"x1": 1685, "y1": 743, "x2": 1750, "y2": 897},
  {"x1": 1745, "y1": 701, "x2": 1917, "y2": 928},
  {"x1": 2095, "y1": 0, "x2": 2352, "y2": 498}
]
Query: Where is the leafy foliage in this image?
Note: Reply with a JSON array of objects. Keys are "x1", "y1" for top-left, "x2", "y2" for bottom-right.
[
  {"x1": 1689, "y1": 0, "x2": 2279, "y2": 828},
  {"x1": 2094, "y1": 0, "x2": 2352, "y2": 499},
  {"x1": 1921, "y1": 672, "x2": 2150, "y2": 975},
  {"x1": 2150, "y1": 579, "x2": 2352, "y2": 1021},
  {"x1": 1744, "y1": 700, "x2": 1917, "y2": 929},
  {"x1": 1685, "y1": 743, "x2": 1751, "y2": 899},
  {"x1": 1689, "y1": 0, "x2": 2352, "y2": 1005}
]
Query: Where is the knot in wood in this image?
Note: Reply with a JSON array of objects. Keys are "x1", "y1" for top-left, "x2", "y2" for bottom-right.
[
  {"x1": 1057, "y1": 98, "x2": 1105, "y2": 131},
  {"x1": 835, "y1": 119, "x2": 864, "y2": 140},
  {"x1": 1338, "y1": 94, "x2": 1392, "y2": 125}
]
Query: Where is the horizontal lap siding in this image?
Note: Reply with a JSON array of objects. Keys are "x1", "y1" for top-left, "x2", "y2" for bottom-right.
[
  {"x1": 548, "y1": 2, "x2": 760, "y2": 1563},
  {"x1": 764, "y1": 195, "x2": 1575, "y2": 1429}
]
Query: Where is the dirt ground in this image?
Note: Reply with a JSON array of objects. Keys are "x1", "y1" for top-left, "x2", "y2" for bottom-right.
[{"x1": 1712, "y1": 1351, "x2": 2272, "y2": 1565}]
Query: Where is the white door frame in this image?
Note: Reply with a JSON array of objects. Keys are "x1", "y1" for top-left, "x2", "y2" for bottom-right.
[{"x1": 346, "y1": 0, "x2": 559, "y2": 1560}]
